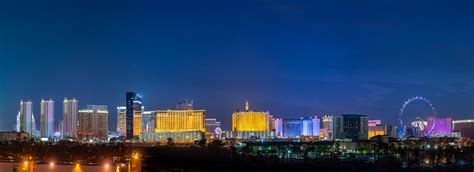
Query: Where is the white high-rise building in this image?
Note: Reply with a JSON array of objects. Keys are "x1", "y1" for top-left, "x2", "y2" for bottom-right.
[
  {"x1": 40, "y1": 99, "x2": 54, "y2": 138},
  {"x1": 16, "y1": 100, "x2": 35, "y2": 135},
  {"x1": 63, "y1": 98, "x2": 78, "y2": 138},
  {"x1": 116, "y1": 106, "x2": 126, "y2": 136}
]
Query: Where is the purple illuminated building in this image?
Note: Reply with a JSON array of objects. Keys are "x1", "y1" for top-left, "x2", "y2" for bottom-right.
[{"x1": 426, "y1": 117, "x2": 452, "y2": 136}]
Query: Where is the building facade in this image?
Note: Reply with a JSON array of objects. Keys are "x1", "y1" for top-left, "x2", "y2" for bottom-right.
[
  {"x1": 133, "y1": 106, "x2": 144, "y2": 137},
  {"x1": 426, "y1": 117, "x2": 452, "y2": 137},
  {"x1": 368, "y1": 119, "x2": 384, "y2": 139},
  {"x1": 142, "y1": 111, "x2": 156, "y2": 132},
  {"x1": 141, "y1": 131, "x2": 204, "y2": 143},
  {"x1": 322, "y1": 116, "x2": 333, "y2": 140},
  {"x1": 453, "y1": 119, "x2": 474, "y2": 138},
  {"x1": 232, "y1": 101, "x2": 270, "y2": 131},
  {"x1": 368, "y1": 126, "x2": 385, "y2": 139},
  {"x1": 126, "y1": 92, "x2": 142, "y2": 139},
  {"x1": 333, "y1": 114, "x2": 369, "y2": 141},
  {"x1": 0, "y1": 132, "x2": 29, "y2": 141},
  {"x1": 333, "y1": 115, "x2": 343, "y2": 140},
  {"x1": 283, "y1": 119, "x2": 302, "y2": 138},
  {"x1": 155, "y1": 110, "x2": 206, "y2": 132},
  {"x1": 282, "y1": 117, "x2": 320, "y2": 138},
  {"x1": 205, "y1": 118, "x2": 221, "y2": 135},
  {"x1": 273, "y1": 118, "x2": 283, "y2": 137},
  {"x1": 40, "y1": 99, "x2": 54, "y2": 138},
  {"x1": 116, "y1": 106, "x2": 126, "y2": 136},
  {"x1": 17, "y1": 100, "x2": 35, "y2": 135},
  {"x1": 63, "y1": 98, "x2": 78, "y2": 138},
  {"x1": 176, "y1": 100, "x2": 193, "y2": 110},
  {"x1": 78, "y1": 105, "x2": 109, "y2": 140},
  {"x1": 223, "y1": 131, "x2": 275, "y2": 140}
]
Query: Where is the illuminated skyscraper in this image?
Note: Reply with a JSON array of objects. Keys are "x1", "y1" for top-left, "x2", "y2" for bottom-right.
[
  {"x1": 310, "y1": 117, "x2": 320, "y2": 136},
  {"x1": 232, "y1": 100, "x2": 269, "y2": 131},
  {"x1": 116, "y1": 106, "x2": 126, "y2": 136},
  {"x1": 141, "y1": 109, "x2": 205, "y2": 143},
  {"x1": 322, "y1": 116, "x2": 333, "y2": 140},
  {"x1": 333, "y1": 115, "x2": 343, "y2": 140},
  {"x1": 78, "y1": 105, "x2": 109, "y2": 140},
  {"x1": 63, "y1": 98, "x2": 78, "y2": 138},
  {"x1": 176, "y1": 100, "x2": 193, "y2": 110},
  {"x1": 282, "y1": 116, "x2": 320, "y2": 138},
  {"x1": 126, "y1": 92, "x2": 142, "y2": 139},
  {"x1": 155, "y1": 110, "x2": 206, "y2": 132},
  {"x1": 282, "y1": 119, "x2": 303, "y2": 138},
  {"x1": 17, "y1": 100, "x2": 35, "y2": 135},
  {"x1": 133, "y1": 106, "x2": 144, "y2": 136},
  {"x1": 40, "y1": 99, "x2": 54, "y2": 138},
  {"x1": 268, "y1": 115, "x2": 275, "y2": 131},
  {"x1": 273, "y1": 118, "x2": 283, "y2": 137}
]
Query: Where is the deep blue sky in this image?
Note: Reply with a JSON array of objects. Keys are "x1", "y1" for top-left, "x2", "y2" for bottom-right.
[{"x1": 0, "y1": 0, "x2": 473, "y2": 131}]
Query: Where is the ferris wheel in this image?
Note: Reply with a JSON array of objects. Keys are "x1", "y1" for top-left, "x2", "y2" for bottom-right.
[{"x1": 398, "y1": 96, "x2": 437, "y2": 136}]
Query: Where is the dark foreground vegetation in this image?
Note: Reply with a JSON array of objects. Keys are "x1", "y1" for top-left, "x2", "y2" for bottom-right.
[{"x1": 0, "y1": 139, "x2": 473, "y2": 172}]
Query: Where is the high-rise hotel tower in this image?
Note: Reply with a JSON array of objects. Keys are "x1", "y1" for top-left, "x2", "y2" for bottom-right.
[
  {"x1": 126, "y1": 92, "x2": 142, "y2": 139},
  {"x1": 17, "y1": 100, "x2": 35, "y2": 135},
  {"x1": 232, "y1": 100, "x2": 270, "y2": 131},
  {"x1": 40, "y1": 99, "x2": 54, "y2": 138},
  {"x1": 63, "y1": 98, "x2": 78, "y2": 138}
]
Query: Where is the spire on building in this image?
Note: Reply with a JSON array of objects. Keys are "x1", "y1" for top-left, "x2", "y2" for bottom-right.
[{"x1": 245, "y1": 99, "x2": 249, "y2": 111}]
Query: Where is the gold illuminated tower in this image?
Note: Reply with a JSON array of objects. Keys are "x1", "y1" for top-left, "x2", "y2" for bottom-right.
[
  {"x1": 133, "y1": 106, "x2": 144, "y2": 136},
  {"x1": 232, "y1": 100, "x2": 269, "y2": 131},
  {"x1": 155, "y1": 110, "x2": 206, "y2": 132}
]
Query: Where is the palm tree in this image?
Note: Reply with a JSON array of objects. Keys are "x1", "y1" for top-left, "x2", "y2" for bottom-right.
[{"x1": 166, "y1": 137, "x2": 173, "y2": 146}]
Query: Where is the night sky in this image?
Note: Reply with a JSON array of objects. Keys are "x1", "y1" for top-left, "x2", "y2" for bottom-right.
[{"x1": 0, "y1": 0, "x2": 473, "y2": 131}]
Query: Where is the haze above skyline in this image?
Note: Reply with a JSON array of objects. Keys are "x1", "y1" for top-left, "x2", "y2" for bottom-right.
[{"x1": 0, "y1": 0, "x2": 473, "y2": 130}]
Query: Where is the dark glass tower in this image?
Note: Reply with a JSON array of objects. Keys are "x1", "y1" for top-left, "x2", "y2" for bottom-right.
[
  {"x1": 341, "y1": 114, "x2": 368, "y2": 141},
  {"x1": 126, "y1": 92, "x2": 142, "y2": 139}
]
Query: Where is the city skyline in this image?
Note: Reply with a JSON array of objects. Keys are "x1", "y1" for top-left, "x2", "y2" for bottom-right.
[
  {"x1": 0, "y1": 1, "x2": 473, "y2": 131},
  {"x1": 2, "y1": 96, "x2": 469, "y2": 132},
  {"x1": 0, "y1": 1, "x2": 473, "y2": 171}
]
